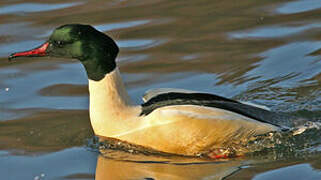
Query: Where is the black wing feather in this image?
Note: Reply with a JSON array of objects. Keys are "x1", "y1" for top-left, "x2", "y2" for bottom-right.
[{"x1": 140, "y1": 92, "x2": 293, "y2": 129}]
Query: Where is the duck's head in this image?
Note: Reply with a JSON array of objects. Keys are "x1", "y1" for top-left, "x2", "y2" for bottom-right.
[{"x1": 9, "y1": 24, "x2": 119, "y2": 81}]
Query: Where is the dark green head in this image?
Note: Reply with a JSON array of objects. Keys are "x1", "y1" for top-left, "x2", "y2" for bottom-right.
[{"x1": 9, "y1": 24, "x2": 119, "y2": 81}]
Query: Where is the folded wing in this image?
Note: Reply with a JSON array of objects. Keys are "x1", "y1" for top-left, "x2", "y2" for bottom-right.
[{"x1": 141, "y1": 88, "x2": 294, "y2": 129}]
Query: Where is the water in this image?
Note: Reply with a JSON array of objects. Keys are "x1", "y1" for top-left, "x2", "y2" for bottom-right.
[{"x1": 0, "y1": 0, "x2": 321, "y2": 179}]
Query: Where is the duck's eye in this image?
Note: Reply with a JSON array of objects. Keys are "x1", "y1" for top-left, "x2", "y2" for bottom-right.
[{"x1": 54, "y1": 40, "x2": 64, "y2": 47}]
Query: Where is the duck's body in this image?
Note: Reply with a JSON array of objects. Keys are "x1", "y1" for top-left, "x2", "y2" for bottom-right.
[
  {"x1": 88, "y1": 67, "x2": 281, "y2": 156},
  {"x1": 9, "y1": 24, "x2": 293, "y2": 158}
]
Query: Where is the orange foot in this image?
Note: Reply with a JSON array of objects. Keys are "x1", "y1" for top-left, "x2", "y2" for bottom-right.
[{"x1": 206, "y1": 148, "x2": 240, "y2": 159}]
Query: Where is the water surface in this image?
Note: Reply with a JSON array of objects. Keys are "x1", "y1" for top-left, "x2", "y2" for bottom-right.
[{"x1": 0, "y1": 0, "x2": 321, "y2": 179}]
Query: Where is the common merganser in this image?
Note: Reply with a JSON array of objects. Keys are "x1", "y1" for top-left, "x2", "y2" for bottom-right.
[{"x1": 9, "y1": 24, "x2": 292, "y2": 158}]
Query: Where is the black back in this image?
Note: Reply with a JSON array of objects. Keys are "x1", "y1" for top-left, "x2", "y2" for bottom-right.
[{"x1": 140, "y1": 92, "x2": 294, "y2": 129}]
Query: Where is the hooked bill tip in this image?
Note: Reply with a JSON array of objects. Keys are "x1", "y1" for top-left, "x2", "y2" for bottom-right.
[{"x1": 8, "y1": 53, "x2": 16, "y2": 61}]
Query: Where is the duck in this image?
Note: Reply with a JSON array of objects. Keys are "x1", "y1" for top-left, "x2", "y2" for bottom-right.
[{"x1": 9, "y1": 24, "x2": 293, "y2": 158}]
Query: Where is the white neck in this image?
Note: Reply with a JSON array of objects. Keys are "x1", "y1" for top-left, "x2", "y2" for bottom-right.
[{"x1": 88, "y1": 68, "x2": 140, "y2": 136}]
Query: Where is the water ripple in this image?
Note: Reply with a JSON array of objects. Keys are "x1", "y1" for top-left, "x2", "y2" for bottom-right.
[
  {"x1": 246, "y1": 41, "x2": 321, "y2": 85},
  {"x1": 253, "y1": 164, "x2": 321, "y2": 180},
  {"x1": 95, "y1": 20, "x2": 150, "y2": 32},
  {"x1": 0, "y1": 2, "x2": 84, "y2": 15},
  {"x1": 117, "y1": 39, "x2": 167, "y2": 50},
  {"x1": 229, "y1": 23, "x2": 321, "y2": 39},
  {"x1": 276, "y1": 0, "x2": 321, "y2": 14}
]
